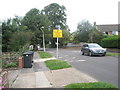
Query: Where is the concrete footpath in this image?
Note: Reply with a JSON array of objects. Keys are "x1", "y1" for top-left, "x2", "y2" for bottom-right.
[
  {"x1": 10, "y1": 51, "x2": 98, "y2": 88},
  {"x1": 11, "y1": 52, "x2": 52, "y2": 88}
]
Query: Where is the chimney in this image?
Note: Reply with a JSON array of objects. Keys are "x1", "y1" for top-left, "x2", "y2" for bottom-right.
[
  {"x1": 94, "y1": 22, "x2": 97, "y2": 29},
  {"x1": 94, "y1": 22, "x2": 96, "y2": 26}
]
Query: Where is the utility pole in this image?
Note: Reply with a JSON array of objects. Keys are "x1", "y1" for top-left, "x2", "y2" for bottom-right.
[{"x1": 41, "y1": 26, "x2": 46, "y2": 52}]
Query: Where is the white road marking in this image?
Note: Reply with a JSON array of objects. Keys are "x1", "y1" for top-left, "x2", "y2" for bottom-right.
[
  {"x1": 68, "y1": 60, "x2": 86, "y2": 63},
  {"x1": 72, "y1": 51, "x2": 81, "y2": 53},
  {"x1": 72, "y1": 57, "x2": 76, "y2": 59},
  {"x1": 78, "y1": 60, "x2": 86, "y2": 62}
]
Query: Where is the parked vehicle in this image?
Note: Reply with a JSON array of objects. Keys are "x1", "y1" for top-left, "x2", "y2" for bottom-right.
[{"x1": 81, "y1": 43, "x2": 106, "y2": 56}]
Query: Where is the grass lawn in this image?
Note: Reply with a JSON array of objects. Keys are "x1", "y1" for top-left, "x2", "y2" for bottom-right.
[
  {"x1": 38, "y1": 52, "x2": 53, "y2": 58},
  {"x1": 64, "y1": 82, "x2": 117, "y2": 88},
  {"x1": 45, "y1": 59, "x2": 72, "y2": 70},
  {"x1": 106, "y1": 52, "x2": 120, "y2": 56}
]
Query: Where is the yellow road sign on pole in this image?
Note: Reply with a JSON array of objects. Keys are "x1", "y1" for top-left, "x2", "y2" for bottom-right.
[{"x1": 53, "y1": 29, "x2": 62, "y2": 38}]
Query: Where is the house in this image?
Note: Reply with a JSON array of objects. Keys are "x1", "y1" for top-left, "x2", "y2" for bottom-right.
[{"x1": 94, "y1": 22, "x2": 120, "y2": 35}]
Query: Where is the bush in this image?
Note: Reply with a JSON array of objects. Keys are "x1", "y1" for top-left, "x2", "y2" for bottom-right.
[
  {"x1": 5, "y1": 62, "x2": 17, "y2": 68},
  {"x1": 101, "y1": 35, "x2": 120, "y2": 48}
]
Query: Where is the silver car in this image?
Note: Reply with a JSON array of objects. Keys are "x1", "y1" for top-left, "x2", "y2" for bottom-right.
[{"x1": 81, "y1": 43, "x2": 106, "y2": 56}]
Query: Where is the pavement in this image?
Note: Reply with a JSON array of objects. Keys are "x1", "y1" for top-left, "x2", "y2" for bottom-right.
[
  {"x1": 10, "y1": 52, "x2": 52, "y2": 88},
  {"x1": 10, "y1": 51, "x2": 98, "y2": 88}
]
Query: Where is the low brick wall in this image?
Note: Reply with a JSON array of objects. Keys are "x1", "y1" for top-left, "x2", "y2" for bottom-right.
[{"x1": 18, "y1": 57, "x2": 23, "y2": 69}]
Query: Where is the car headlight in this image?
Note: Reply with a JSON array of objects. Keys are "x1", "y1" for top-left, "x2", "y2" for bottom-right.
[{"x1": 104, "y1": 48, "x2": 106, "y2": 51}]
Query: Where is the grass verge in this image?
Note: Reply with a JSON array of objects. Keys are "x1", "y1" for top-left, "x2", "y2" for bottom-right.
[
  {"x1": 64, "y1": 82, "x2": 117, "y2": 88},
  {"x1": 38, "y1": 52, "x2": 53, "y2": 58},
  {"x1": 106, "y1": 52, "x2": 120, "y2": 56},
  {"x1": 45, "y1": 59, "x2": 72, "y2": 70}
]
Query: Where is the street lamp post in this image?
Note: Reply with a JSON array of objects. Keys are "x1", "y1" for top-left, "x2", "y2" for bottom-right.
[{"x1": 41, "y1": 26, "x2": 46, "y2": 52}]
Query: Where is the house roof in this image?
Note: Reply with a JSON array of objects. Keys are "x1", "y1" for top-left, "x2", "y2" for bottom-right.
[{"x1": 96, "y1": 24, "x2": 119, "y2": 32}]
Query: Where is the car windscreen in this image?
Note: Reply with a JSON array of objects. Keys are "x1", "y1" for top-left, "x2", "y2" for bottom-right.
[{"x1": 88, "y1": 44, "x2": 102, "y2": 48}]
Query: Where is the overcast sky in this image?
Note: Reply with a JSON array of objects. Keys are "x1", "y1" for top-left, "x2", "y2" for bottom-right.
[{"x1": 0, "y1": 0, "x2": 119, "y2": 32}]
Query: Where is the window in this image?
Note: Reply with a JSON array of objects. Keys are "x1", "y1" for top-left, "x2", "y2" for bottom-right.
[{"x1": 112, "y1": 31, "x2": 118, "y2": 35}]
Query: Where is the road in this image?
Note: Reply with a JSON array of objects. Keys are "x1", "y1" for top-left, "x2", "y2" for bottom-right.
[{"x1": 47, "y1": 48, "x2": 118, "y2": 87}]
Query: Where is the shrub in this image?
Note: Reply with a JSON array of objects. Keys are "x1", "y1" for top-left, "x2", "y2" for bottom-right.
[
  {"x1": 5, "y1": 62, "x2": 17, "y2": 68},
  {"x1": 101, "y1": 35, "x2": 120, "y2": 48}
]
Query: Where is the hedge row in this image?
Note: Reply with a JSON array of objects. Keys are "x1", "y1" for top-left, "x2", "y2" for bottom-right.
[{"x1": 101, "y1": 35, "x2": 120, "y2": 48}]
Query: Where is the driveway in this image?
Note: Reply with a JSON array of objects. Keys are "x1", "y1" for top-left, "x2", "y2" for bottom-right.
[{"x1": 47, "y1": 48, "x2": 118, "y2": 87}]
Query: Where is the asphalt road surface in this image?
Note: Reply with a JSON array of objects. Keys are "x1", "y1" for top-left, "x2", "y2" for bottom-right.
[{"x1": 47, "y1": 48, "x2": 118, "y2": 87}]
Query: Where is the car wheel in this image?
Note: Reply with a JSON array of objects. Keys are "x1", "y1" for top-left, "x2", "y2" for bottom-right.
[
  {"x1": 82, "y1": 52, "x2": 84, "y2": 55},
  {"x1": 102, "y1": 54, "x2": 106, "y2": 56},
  {"x1": 89, "y1": 51, "x2": 92, "y2": 56}
]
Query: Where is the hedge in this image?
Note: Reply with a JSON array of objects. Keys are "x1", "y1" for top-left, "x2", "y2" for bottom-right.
[{"x1": 101, "y1": 35, "x2": 120, "y2": 48}]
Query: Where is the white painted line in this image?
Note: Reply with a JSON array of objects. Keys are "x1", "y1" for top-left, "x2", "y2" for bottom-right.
[
  {"x1": 72, "y1": 57, "x2": 76, "y2": 59},
  {"x1": 78, "y1": 60, "x2": 86, "y2": 62},
  {"x1": 72, "y1": 51, "x2": 80, "y2": 53}
]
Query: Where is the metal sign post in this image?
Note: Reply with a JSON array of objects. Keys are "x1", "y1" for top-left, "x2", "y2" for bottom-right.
[
  {"x1": 53, "y1": 29, "x2": 62, "y2": 59},
  {"x1": 56, "y1": 37, "x2": 58, "y2": 59}
]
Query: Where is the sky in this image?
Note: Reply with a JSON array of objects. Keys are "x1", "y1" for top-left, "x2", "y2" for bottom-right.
[{"x1": 0, "y1": 0, "x2": 119, "y2": 32}]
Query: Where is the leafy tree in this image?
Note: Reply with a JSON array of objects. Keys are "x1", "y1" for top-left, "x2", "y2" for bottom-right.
[
  {"x1": 2, "y1": 16, "x2": 26, "y2": 52},
  {"x1": 9, "y1": 31, "x2": 33, "y2": 53},
  {"x1": 70, "y1": 32, "x2": 80, "y2": 44},
  {"x1": 76, "y1": 20, "x2": 93, "y2": 42},
  {"x1": 42, "y1": 3, "x2": 67, "y2": 29},
  {"x1": 22, "y1": 8, "x2": 51, "y2": 48},
  {"x1": 59, "y1": 29, "x2": 71, "y2": 46},
  {"x1": 42, "y1": 3, "x2": 70, "y2": 47},
  {"x1": 2, "y1": 19, "x2": 13, "y2": 52},
  {"x1": 72, "y1": 20, "x2": 104, "y2": 43},
  {"x1": 88, "y1": 28, "x2": 105, "y2": 44}
]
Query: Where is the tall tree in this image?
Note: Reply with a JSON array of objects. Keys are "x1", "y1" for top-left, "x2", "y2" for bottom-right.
[
  {"x1": 9, "y1": 31, "x2": 33, "y2": 53},
  {"x1": 72, "y1": 20, "x2": 104, "y2": 43},
  {"x1": 42, "y1": 3, "x2": 70, "y2": 47},
  {"x1": 2, "y1": 16, "x2": 31, "y2": 52},
  {"x1": 76, "y1": 20, "x2": 93, "y2": 42},
  {"x1": 22, "y1": 8, "x2": 51, "y2": 48},
  {"x1": 42, "y1": 3, "x2": 67, "y2": 29},
  {"x1": 2, "y1": 19, "x2": 14, "y2": 52}
]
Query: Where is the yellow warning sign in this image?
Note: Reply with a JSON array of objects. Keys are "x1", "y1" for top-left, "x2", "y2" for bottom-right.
[{"x1": 53, "y1": 29, "x2": 62, "y2": 38}]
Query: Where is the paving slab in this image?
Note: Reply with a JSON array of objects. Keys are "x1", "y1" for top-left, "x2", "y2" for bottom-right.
[
  {"x1": 8, "y1": 70, "x2": 21, "y2": 87},
  {"x1": 44, "y1": 67, "x2": 98, "y2": 88},
  {"x1": 12, "y1": 72, "x2": 36, "y2": 88},
  {"x1": 35, "y1": 72, "x2": 52, "y2": 88}
]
